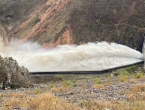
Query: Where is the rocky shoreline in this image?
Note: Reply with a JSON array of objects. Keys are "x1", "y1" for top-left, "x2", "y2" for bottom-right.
[
  {"x1": 0, "y1": 75, "x2": 145, "y2": 106},
  {"x1": 50, "y1": 76, "x2": 145, "y2": 103}
]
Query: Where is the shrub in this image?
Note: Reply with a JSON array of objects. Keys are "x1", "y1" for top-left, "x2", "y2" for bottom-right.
[
  {"x1": 49, "y1": 84, "x2": 54, "y2": 89},
  {"x1": 129, "y1": 83, "x2": 145, "y2": 93},
  {"x1": 126, "y1": 65, "x2": 138, "y2": 73},
  {"x1": 135, "y1": 73, "x2": 142, "y2": 79},
  {"x1": 34, "y1": 17, "x2": 41, "y2": 24},
  {"x1": 79, "y1": 100, "x2": 88, "y2": 107},
  {"x1": 2, "y1": 92, "x2": 81, "y2": 110},
  {"x1": 120, "y1": 77, "x2": 125, "y2": 82},
  {"x1": 94, "y1": 78, "x2": 99, "y2": 82},
  {"x1": 94, "y1": 78, "x2": 102, "y2": 84},
  {"x1": 120, "y1": 70, "x2": 128, "y2": 76},
  {"x1": 73, "y1": 83, "x2": 77, "y2": 87},
  {"x1": 63, "y1": 81, "x2": 70, "y2": 87},
  {"x1": 33, "y1": 88, "x2": 42, "y2": 94},
  {"x1": 96, "y1": 80, "x2": 102, "y2": 84},
  {"x1": 72, "y1": 80, "x2": 76, "y2": 83}
]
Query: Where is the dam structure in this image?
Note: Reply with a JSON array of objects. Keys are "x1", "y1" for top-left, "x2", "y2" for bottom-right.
[
  {"x1": 0, "y1": 27, "x2": 144, "y2": 74},
  {"x1": 30, "y1": 61, "x2": 144, "y2": 75},
  {"x1": 0, "y1": 41, "x2": 144, "y2": 74}
]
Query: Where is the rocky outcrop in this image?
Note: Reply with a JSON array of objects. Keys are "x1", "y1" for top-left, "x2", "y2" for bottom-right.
[{"x1": 0, "y1": 55, "x2": 31, "y2": 89}]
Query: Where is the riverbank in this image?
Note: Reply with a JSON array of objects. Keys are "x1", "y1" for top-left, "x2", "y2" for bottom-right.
[{"x1": 0, "y1": 69, "x2": 145, "y2": 110}]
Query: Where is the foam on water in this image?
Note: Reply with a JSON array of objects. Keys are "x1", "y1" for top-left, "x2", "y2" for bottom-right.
[{"x1": 0, "y1": 40, "x2": 143, "y2": 72}]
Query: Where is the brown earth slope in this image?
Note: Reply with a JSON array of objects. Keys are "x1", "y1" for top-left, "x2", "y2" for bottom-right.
[{"x1": 0, "y1": 0, "x2": 145, "y2": 51}]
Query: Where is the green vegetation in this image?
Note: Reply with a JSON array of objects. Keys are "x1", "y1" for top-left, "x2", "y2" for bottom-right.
[
  {"x1": 94, "y1": 78, "x2": 102, "y2": 84},
  {"x1": 0, "y1": 0, "x2": 45, "y2": 24},
  {"x1": 1, "y1": 64, "x2": 145, "y2": 110},
  {"x1": 96, "y1": 80, "x2": 102, "y2": 84},
  {"x1": 94, "y1": 78, "x2": 99, "y2": 82},
  {"x1": 126, "y1": 65, "x2": 139, "y2": 73},
  {"x1": 72, "y1": 80, "x2": 76, "y2": 83},
  {"x1": 33, "y1": 88, "x2": 42, "y2": 94},
  {"x1": 33, "y1": 16, "x2": 41, "y2": 25},
  {"x1": 114, "y1": 64, "x2": 143, "y2": 76},
  {"x1": 135, "y1": 73, "x2": 143, "y2": 79},
  {"x1": 63, "y1": 81, "x2": 70, "y2": 87},
  {"x1": 73, "y1": 83, "x2": 77, "y2": 87},
  {"x1": 49, "y1": 84, "x2": 54, "y2": 89},
  {"x1": 120, "y1": 77, "x2": 125, "y2": 82}
]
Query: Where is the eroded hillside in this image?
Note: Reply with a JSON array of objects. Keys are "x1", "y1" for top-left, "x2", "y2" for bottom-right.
[{"x1": 0, "y1": 0, "x2": 145, "y2": 51}]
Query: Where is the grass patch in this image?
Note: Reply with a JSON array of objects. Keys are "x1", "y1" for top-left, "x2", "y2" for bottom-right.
[
  {"x1": 140, "y1": 77, "x2": 145, "y2": 81},
  {"x1": 49, "y1": 84, "x2": 54, "y2": 89},
  {"x1": 96, "y1": 80, "x2": 102, "y2": 84},
  {"x1": 129, "y1": 83, "x2": 145, "y2": 94},
  {"x1": 73, "y1": 83, "x2": 77, "y2": 87},
  {"x1": 93, "y1": 78, "x2": 103, "y2": 87},
  {"x1": 130, "y1": 79, "x2": 137, "y2": 83},
  {"x1": 7, "y1": 93, "x2": 25, "y2": 98},
  {"x1": 1, "y1": 92, "x2": 81, "y2": 110},
  {"x1": 120, "y1": 77, "x2": 125, "y2": 82},
  {"x1": 33, "y1": 88, "x2": 42, "y2": 94},
  {"x1": 80, "y1": 100, "x2": 145, "y2": 110},
  {"x1": 118, "y1": 69, "x2": 128, "y2": 76},
  {"x1": 93, "y1": 84, "x2": 104, "y2": 88},
  {"x1": 72, "y1": 80, "x2": 76, "y2": 83},
  {"x1": 51, "y1": 86, "x2": 71, "y2": 92},
  {"x1": 135, "y1": 73, "x2": 142, "y2": 79},
  {"x1": 0, "y1": 92, "x2": 3, "y2": 97},
  {"x1": 63, "y1": 81, "x2": 71, "y2": 87},
  {"x1": 94, "y1": 78, "x2": 102, "y2": 84}
]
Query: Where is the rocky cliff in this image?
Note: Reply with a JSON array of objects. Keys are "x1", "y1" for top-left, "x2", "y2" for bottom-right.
[
  {"x1": 0, "y1": 55, "x2": 31, "y2": 89},
  {"x1": 0, "y1": 0, "x2": 145, "y2": 52}
]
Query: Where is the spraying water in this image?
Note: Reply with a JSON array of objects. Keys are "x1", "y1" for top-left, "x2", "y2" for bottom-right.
[{"x1": 0, "y1": 39, "x2": 143, "y2": 72}]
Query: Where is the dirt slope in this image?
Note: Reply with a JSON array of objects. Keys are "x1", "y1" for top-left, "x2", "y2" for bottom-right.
[{"x1": 0, "y1": 0, "x2": 145, "y2": 51}]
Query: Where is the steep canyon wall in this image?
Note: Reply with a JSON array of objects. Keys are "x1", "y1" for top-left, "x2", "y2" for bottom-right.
[{"x1": 0, "y1": 0, "x2": 145, "y2": 51}]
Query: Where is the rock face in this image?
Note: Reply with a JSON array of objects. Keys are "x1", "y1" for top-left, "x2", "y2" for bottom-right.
[
  {"x1": 0, "y1": 0, "x2": 145, "y2": 52},
  {"x1": 0, "y1": 55, "x2": 31, "y2": 89},
  {"x1": 70, "y1": 0, "x2": 145, "y2": 52}
]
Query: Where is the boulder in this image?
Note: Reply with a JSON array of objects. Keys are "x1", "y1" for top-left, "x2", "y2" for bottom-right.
[{"x1": 0, "y1": 55, "x2": 31, "y2": 89}]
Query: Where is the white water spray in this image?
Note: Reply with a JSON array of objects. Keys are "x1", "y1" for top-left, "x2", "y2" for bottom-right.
[{"x1": 0, "y1": 40, "x2": 143, "y2": 72}]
